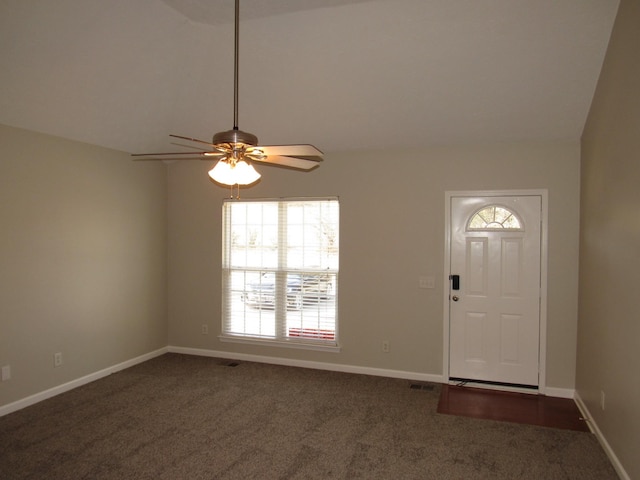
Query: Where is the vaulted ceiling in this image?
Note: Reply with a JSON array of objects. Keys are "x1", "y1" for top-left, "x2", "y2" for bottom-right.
[{"x1": 0, "y1": 0, "x2": 619, "y2": 155}]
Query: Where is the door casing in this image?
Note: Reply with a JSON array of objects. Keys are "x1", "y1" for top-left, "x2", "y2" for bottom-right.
[{"x1": 443, "y1": 189, "x2": 549, "y2": 393}]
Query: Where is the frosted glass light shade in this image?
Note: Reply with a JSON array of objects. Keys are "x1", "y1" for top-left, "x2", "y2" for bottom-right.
[
  {"x1": 232, "y1": 160, "x2": 261, "y2": 184},
  {"x1": 208, "y1": 160, "x2": 261, "y2": 186}
]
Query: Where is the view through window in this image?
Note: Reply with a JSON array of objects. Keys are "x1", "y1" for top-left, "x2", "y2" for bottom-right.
[
  {"x1": 467, "y1": 205, "x2": 523, "y2": 231},
  {"x1": 221, "y1": 198, "x2": 339, "y2": 347}
]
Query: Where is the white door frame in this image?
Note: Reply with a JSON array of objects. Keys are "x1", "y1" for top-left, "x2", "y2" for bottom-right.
[{"x1": 443, "y1": 189, "x2": 549, "y2": 393}]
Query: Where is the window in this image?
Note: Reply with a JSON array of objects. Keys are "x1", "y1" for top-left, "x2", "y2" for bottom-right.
[
  {"x1": 221, "y1": 198, "x2": 339, "y2": 349},
  {"x1": 467, "y1": 205, "x2": 523, "y2": 231}
]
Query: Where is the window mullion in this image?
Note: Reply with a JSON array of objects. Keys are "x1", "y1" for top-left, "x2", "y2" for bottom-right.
[{"x1": 274, "y1": 202, "x2": 288, "y2": 339}]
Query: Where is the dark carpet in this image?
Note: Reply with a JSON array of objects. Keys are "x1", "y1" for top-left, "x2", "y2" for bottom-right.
[{"x1": 0, "y1": 353, "x2": 617, "y2": 479}]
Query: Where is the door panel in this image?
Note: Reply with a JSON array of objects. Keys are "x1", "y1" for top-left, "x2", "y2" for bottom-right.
[
  {"x1": 463, "y1": 312, "x2": 486, "y2": 362},
  {"x1": 466, "y1": 238, "x2": 487, "y2": 295},
  {"x1": 500, "y1": 313, "x2": 522, "y2": 363},
  {"x1": 449, "y1": 195, "x2": 541, "y2": 387},
  {"x1": 501, "y1": 238, "x2": 522, "y2": 296}
]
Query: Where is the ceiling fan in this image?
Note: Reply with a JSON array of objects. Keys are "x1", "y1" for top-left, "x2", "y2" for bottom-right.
[{"x1": 132, "y1": 0, "x2": 323, "y2": 188}]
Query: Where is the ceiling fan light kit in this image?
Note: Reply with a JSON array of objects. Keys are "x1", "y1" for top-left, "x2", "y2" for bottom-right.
[
  {"x1": 132, "y1": 0, "x2": 323, "y2": 192},
  {"x1": 208, "y1": 157, "x2": 261, "y2": 185}
]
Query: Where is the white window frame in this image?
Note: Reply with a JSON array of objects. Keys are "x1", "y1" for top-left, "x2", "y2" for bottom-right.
[{"x1": 220, "y1": 197, "x2": 339, "y2": 351}]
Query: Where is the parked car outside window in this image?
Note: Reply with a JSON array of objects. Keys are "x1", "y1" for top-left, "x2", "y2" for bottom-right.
[{"x1": 242, "y1": 272, "x2": 333, "y2": 310}]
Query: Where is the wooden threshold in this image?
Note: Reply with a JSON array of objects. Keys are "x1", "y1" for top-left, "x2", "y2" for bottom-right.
[{"x1": 437, "y1": 384, "x2": 590, "y2": 432}]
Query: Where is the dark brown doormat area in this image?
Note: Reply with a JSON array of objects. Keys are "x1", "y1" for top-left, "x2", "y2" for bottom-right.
[{"x1": 437, "y1": 384, "x2": 590, "y2": 432}]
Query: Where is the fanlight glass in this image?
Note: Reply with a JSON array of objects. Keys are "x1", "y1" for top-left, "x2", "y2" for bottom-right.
[
  {"x1": 208, "y1": 159, "x2": 261, "y2": 186},
  {"x1": 467, "y1": 205, "x2": 522, "y2": 231}
]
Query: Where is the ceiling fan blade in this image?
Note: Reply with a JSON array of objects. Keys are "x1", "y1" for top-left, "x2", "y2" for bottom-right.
[
  {"x1": 136, "y1": 0, "x2": 323, "y2": 183},
  {"x1": 169, "y1": 134, "x2": 227, "y2": 153},
  {"x1": 131, "y1": 151, "x2": 224, "y2": 161},
  {"x1": 250, "y1": 144, "x2": 324, "y2": 161},
  {"x1": 250, "y1": 155, "x2": 320, "y2": 171}
]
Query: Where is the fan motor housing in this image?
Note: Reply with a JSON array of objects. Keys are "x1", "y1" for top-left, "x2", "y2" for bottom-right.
[{"x1": 213, "y1": 129, "x2": 258, "y2": 146}]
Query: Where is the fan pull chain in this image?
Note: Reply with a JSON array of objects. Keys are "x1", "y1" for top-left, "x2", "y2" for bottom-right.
[{"x1": 228, "y1": 184, "x2": 241, "y2": 199}]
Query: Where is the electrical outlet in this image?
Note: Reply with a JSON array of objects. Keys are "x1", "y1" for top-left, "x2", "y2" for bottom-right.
[
  {"x1": 201, "y1": 324, "x2": 209, "y2": 335},
  {"x1": 1, "y1": 365, "x2": 10, "y2": 381},
  {"x1": 600, "y1": 390, "x2": 605, "y2": 411},
  {"x1": 54, "y1": 352, "x2": 63, "y2": 368},
  {"x1": 382, "y1": 340, "x2": 390, "y2": 353}
]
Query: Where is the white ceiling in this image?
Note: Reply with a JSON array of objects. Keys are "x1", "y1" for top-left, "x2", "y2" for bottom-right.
[{"x1": 0, "y1": 0, "x2": 620, "y2": 155}]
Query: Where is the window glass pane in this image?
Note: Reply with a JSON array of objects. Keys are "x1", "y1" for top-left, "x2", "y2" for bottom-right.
[
  {"x1": 493, "y1": 207, "x2": 511, "y2": 225},
  {"x1": 228, "y1": 202, "x2": 278, "y2": 268},
  {"x1": 222, "y1": 198, "x2": 339, "y2": 347},
  {"x1": 467, "y1": 205, "x2": 522, "y2": 231},
  {"x1": 286, "y1": 201, "x2": 339, "y2": 270},
  {"x1": 226, "y1": 270, "x2": 276, "y2": 338},
  {"x1": 286, "y1": 272, "x2": 337, "y2": 341}
]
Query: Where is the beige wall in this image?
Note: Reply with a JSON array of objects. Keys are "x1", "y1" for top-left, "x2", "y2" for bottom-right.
[
  {"x1": 0, "y1": 124, "x2": 168, "y2": 407},
  {"x1": 578, "y1": 0, "x2": 640, "y2": 477},
  {"x1": 168, "y1": 140, "x2": 581, "y2": 390},
  {"x1": 0, "y1": 127, "x2": 582, "y2": 408}
]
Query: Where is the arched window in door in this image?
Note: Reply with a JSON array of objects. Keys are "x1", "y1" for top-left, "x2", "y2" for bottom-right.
[{"x1": 467, "y1": 205, "x2": 523, "y2": 231}]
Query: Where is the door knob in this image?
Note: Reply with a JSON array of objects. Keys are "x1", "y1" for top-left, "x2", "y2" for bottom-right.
[{"x1": 452, "y1": 295, "x2": 459, "y2": 302}]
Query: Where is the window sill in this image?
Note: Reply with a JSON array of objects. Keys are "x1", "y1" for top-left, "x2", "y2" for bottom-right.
[{"x1": 219, "y1": 335, "x2": 341, "y2": 353}]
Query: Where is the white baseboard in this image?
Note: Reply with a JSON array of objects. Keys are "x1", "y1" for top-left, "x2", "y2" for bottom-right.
[
  {"x1": 0, "y1": 347, "x2": 168, "y2": 417},
  {"x1": 0, "y1": 345, "x2": 585, "y2": 423},
  {"x1": 574, "y1": 392, "x2": 630, "y2": 480},
  {"x1": 543, "y1": 386, "x2": 575, "y2": 399},
  {"x1": 168, "y1": 345, "x2": 445, "y2": 384}
]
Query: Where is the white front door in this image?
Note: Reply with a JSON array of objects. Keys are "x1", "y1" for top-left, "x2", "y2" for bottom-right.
[{"x1": 448, "y1": 195, "x2": 542, "y2": 387}]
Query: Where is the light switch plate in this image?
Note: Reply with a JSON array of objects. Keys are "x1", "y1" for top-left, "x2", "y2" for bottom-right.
[{"x1": 419, "y1": 276, "x2": 436, "y2": 289}]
